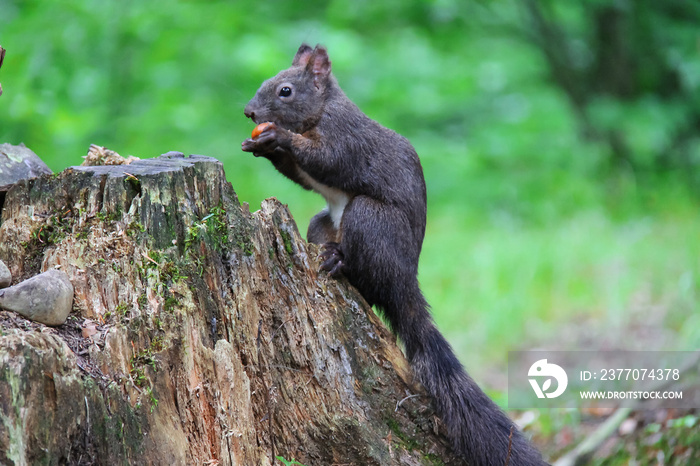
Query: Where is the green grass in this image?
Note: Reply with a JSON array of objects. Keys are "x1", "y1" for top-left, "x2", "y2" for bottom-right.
[{"x1": 421, "y1": 204, "x2": 699, "y2": 376}]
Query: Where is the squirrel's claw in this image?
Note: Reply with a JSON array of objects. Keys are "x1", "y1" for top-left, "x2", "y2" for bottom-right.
[
  {"x1": 241, "y1": 138, "x2": 257, "y2": 152},
  {"x1": 320, "y1": 242, "x2": 345, "y2": 278}
]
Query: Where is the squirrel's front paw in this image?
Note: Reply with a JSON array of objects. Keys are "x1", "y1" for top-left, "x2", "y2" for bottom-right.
[
  {"x1": 241, "y1": 137, "x2": 259, "y2": 153},
  {"x1": 319, "y1": 242, "x2": 346, "y2": 278},
  {"x1": 241, "y1": 122, "x2": 287, "y2": 155}
]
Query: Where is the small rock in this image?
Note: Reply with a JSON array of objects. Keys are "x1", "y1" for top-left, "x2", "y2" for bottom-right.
[
  {"x1": 0, "y1": 259, "x2": 10, "y2": 288},
  {"x1": 0, "y1": 143, "x2": 52, "y2": 187},
  {"x1": 619, "y1": 418, "x2": 638, "y2": 436},
  {"x1": 0, "y1": 270, "x2": 74, "y2": 326}
]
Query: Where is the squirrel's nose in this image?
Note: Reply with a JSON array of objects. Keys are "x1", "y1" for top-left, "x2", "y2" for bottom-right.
[{"x1": 244, "y1": 103, "x2": 256, "y2": 121}]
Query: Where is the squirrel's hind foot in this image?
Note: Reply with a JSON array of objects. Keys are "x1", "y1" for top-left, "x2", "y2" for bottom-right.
[{"x1": 319, "y1": 242, "x2": 345, "y2": 277}]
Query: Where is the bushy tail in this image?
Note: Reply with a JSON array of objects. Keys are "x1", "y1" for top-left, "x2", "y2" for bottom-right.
[{"x1": 387, "y1": 295, "x2": 546, "y2": 466}]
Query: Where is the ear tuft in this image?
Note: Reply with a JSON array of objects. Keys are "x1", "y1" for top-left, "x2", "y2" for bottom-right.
[
  {"x1": 292, "y1": 43, "x2": 313, "y2": 67},
  {"x1": 309, "y1": 45, "x2": 331, "y2": 89}
]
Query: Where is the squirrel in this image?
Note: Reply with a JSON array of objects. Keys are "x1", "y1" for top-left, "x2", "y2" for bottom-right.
[{"x1": 242, "y1": 44, "x2": 546, "y2": 466}]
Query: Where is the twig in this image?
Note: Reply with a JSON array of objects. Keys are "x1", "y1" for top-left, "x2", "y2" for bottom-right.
[
  {"x1": 271, "y1": 317, "x2": 294, "y2": 340},
  {"x1": 141, "y1": 251, "x2": 159, "y2": 267},
  {"x1": 395, "y1": 394, "x2": 421, "y2": 412},
  {"x1": 84, "y1": 396, "x2": 91, "y2": 452},
  {"x1": 555, "y1": 407, "x2": 632, "y2": 466},
  {"x1": 504, "y1": 425, "x2": 514, "y2": 466}
]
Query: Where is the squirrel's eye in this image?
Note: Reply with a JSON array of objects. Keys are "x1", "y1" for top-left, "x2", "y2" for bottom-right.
[{"x1": 279, "y1": 86, "x2": 292, "y2": 97}]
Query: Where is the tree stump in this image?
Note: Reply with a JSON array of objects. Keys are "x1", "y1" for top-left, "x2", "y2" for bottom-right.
[{"x1": 0, "y1": 153, "x2": 461, "y2": 465}]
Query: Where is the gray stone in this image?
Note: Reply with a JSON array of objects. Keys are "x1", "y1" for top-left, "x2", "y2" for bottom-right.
[
  {"x1": 0, "y1": 269, "x2": 74, "y2": 326},
  {"x1": 0, "y1": 259, "x2": 10, "y2": 288},
  {"x1": 0, "y1": 143, "x2": 52, "y2": 189}
]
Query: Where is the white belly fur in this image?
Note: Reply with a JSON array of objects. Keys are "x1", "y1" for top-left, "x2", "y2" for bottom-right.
[{"x1": 297, "y1": 168, "x2": 350, "y2": 229}]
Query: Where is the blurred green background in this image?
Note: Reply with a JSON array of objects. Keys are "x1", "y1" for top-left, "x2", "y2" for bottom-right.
[{"x1": 1, "y1": 0, "x2": 699, "y2": 460}]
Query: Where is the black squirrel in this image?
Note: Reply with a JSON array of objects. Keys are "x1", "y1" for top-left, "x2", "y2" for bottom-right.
[{"x1": 242, "y1": 44, "x2": 546, "y2": 466}]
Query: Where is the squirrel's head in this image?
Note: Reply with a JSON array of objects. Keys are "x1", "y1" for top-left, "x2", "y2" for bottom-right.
[{"x1": 244, "y1": 43, "x2": 332, "y2": 133}]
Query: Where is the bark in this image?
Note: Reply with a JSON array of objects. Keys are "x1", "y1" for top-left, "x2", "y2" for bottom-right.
[{"x1": 0, "y1": 153, "x2": 459, "y2": 465}]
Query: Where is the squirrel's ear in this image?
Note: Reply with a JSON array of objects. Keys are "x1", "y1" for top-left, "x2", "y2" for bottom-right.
[
  {"x1": 292, "y1": 43, "x2": 314, "y2": 67},
  {"x1": 309, "y1": 45, "x2": 331, "y2": 89}
]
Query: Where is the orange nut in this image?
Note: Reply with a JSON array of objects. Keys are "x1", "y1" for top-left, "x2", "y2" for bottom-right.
[{"x1": 251, "y1": 122, "x2": 273, "y2": 139}]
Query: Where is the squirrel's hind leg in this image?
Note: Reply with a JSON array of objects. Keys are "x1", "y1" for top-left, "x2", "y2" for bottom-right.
[
  {"x1": 336, "y1": 195, "x2": 419, "y2": 309},
  {"x1": 307, "y1": 209, "x2": 340, "y2": 244}
]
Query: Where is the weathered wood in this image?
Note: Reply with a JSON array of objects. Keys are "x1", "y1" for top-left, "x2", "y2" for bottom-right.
[{"x1": 0, "y1": 154, "x2": 460, "y2": 465}]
